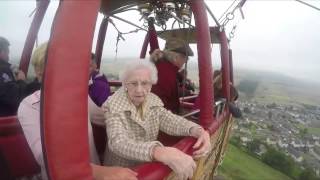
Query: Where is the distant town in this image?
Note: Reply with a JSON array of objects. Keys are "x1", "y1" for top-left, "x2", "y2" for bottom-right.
[{"x1": 233, "y1": 100, "x2": 320, "y2": 176}]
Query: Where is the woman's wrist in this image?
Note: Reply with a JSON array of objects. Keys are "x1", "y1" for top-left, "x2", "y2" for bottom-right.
[
  {"x1": 189, "y1": 126, "x2": 204, "y2": 138},
  {"x1": 151, "y1": 144, "x2": 166, "y2": 162},
  {"x1": 152, "y1": 146, "x2": 164, "y2": 162}
]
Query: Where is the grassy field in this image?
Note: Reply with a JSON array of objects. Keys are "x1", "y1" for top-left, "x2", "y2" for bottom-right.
[
  {"x1": 295, "y1": 124, "x2": 320, "y2": 136},
  {"x1": 218, "y1": 144, "x2": 292, "y2": 180},
  {"x1": 308, "y1": 127, "x2": 320, "y2": 136}
]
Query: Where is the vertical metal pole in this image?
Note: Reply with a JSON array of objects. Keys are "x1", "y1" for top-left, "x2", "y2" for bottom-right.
[
  {"x1": 19, "y1": 0, "x2": 49, "y2": 74},
  {"x1": 229, "y1": 49, "x2": 234, "y2": 84},
  {"x1": 140, "y1": 18, "x2": 159, "y2": 59},
  {"x1": 95, "y1": 17, "x2": 109, "y2": 69},
  {"x1": 148, "y1": 18, "x2": 159, "y2": 54},
  {"x1": 140, "y1": 31, "x2": 150, "y2": 59},
  {"x1": 190, "y1": 0, "x2": 214, "y2": 127},
  {"x1": 220, "y1": 31, "x2": 231, "y2": 102},
  {"x1": 42, "y1": 0, "x2": 100, "y2": 179}
]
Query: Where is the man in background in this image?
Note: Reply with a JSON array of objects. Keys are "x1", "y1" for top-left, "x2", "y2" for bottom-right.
[{"x1": 0, "y1": 36, "x2": 26, "y2": 116}]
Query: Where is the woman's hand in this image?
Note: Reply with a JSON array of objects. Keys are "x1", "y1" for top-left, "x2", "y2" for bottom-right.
[
  {"x1": 91, "y1": 164, "x2": 138, "y2": 180},
  {"x1": 190, "y1": 127, "x2": 211, "y2": 158},
  {"x1": 153, "y1": 146, "x2": 196, "y2": 180}
]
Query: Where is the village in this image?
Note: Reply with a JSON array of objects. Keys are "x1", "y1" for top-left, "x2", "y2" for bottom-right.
[{"x1": 232, "y1": 100, "x2": 320, "y2": 176}]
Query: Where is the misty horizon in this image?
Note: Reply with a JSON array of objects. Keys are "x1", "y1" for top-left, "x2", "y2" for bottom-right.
[{"x1": 1, "y1": 1, "x2": 320, "y2": 85}]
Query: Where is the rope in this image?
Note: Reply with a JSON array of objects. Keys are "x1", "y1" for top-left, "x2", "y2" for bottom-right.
[
  {"x1": 205, "y1": 2, "x2": 221, "y2": 27},
  {"x1": 108, "y1": 18, "x2": 141, "y2": 60},
  {"x1": 294, "y1": 0, "x2": 320, "y2": 11},
  {"x1": 218, "y1": 0, "x2": 238, "y2": 22}
]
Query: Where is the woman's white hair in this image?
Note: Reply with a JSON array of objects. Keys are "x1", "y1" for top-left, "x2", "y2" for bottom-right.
[{"x1": 119, "y1": 60, "x2": 158, "y2": 84}]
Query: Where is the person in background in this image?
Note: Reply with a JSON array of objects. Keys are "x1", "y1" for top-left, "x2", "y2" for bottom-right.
[
  {"x1": 18, "y1": 43, "x2": 138, "y2": 180},
  {"x1": 88, "y1": 53, "x2": 111, "y2": 160},
  {"x1": 193, "y1": 70, "x2": 242, "y2": 118},
  {"x1": 212, "y1": 70, "x2": 238, "y2": 101},
  {"x1": 150, "y1": 38, "x2": 193, "y2": 114},
  {"x1": 211, "y1": 70, "x2": 241, "y2": 117},
  {"x1": 0, "y1": 36, "x2": 26, "y2": 116},
  {"x1": 103, "y1": 60, "x2": 210, "y2": 180},
  {"x1": 89, "y1": 53, "x2": 111, "y2": 107},
  {"x1": 177, "y1": 69, "x2": 195, "y2": 97},
  {"x1": 22, "y1": 43, "x2": 47, "y2": 97}
]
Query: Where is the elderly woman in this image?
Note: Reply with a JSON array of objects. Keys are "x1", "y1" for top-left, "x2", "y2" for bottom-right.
[
  {"x1": 18, "y1": 43, "x2": 138, "y2": 180},
  {"x1": 103, "y1": 60, "x2": 211, "y2": 180},
  {"x1": 150, "y1": 38, "x2": 193, "y2": 113}
]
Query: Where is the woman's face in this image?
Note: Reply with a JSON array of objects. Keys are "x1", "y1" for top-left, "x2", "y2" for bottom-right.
[
  {"x1": 34, "y1": 65, "x2": 44, "y2": 82},
  {"x1": 0, "y1": 48, "x2": 9, "y2": 62},
  {"x1": 125, "y1": 68, "x2": 152, "y2": 107},
  {"x1": 89, "y1": 60, "x2": 97, "y2": 76},
  {"x1": 172, "y1": 53, "x2": 187, "y2": 69}
]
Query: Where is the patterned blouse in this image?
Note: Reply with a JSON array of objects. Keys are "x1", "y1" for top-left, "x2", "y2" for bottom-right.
[{"x1": 102, "y1": 87, "x2": 200, "y2": 167}]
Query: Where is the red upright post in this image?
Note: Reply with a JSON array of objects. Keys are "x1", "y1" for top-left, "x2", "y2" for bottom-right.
[
  {"x1": 140, "y1": 31, "x2": 150, "y2": 59},
  {"x1": 140, "y1": 18, "x2": 159, "y2": 59},
  {"x1": 190, "y1": 0, "x2": 214, "y2": 128},
  {"x1": 148, "y1": 18, "x2": 159, "y2": 54},
  {"x1": 220, "y1": 31, "x2": 231, "y2": 102},
  {"x1": 95, "y1": 17, "x2": 109, "y2": 69},
  {"x1": 229, "y1": 49, "x2": 234, "y2": 84},
  {"x1": 41, "y1": 1, "x2": 100, "y2": 179},
  {"x1": 19, "y1": 0, "x2": 49, "y2": 74}
]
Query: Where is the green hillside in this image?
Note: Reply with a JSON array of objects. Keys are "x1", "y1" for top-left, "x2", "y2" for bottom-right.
[
  {"x1": 218, "y1": 144, "x2": 292, "y2": 180},
  {"x1": 233, "y1": 69, "x2": 320, "y2": 106}
]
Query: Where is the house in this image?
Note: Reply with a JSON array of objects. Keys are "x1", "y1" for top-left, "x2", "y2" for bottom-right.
[
  {"x1": 266, "y1": 137, "x2": 277, "y2": 146},
  {"x1": 291, "y1": 140, "x2": 305, "y2": 148},
  {"x1": 278, "y1": 139, "x2": 289, "y2": 148},
  {"x1": 256, "y1": 144, "x2": 267, "y2": 156},
  {"x1": 287, "y1": 147, "x2": 303, "y2": 163},
  {"x1": 240, "y1": 136, "x2": 252, "y2": 146},
  {"x1": 312, "y1": 135, "x2": 320, "y2": 141}
]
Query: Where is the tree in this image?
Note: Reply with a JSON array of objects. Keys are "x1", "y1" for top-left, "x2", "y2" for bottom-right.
[
  {"x1": 299, "y1": 167, "x2": 319, "y2": 180},
  {"x1": 230, "y1": 136, "x2": 241, "y2": 147},
  {"x1": 247, "y1": 139, "x2": 261, "y2": 154},
  {"x1": 262, "y1": 148, "x2": 295, "y2": 176},
  {"x1": 299, "y1": 128, "x2": 308, "y2": 138},
  {"x1": 237, "y1": 79, "x2": 259, "y2": 98}
]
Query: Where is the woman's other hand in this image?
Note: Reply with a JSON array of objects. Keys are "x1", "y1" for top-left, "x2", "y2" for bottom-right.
[
  {"x1": 153, "y1": 146, "x2": 196, "y2": 180},
  {"x1": 190, "y1": 127, "x2": 211, "y2": 158}
]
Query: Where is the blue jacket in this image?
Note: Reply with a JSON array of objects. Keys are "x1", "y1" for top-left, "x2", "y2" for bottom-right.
[{"x1": 0, "y1": 60, "x2": 26, "y2": 116}]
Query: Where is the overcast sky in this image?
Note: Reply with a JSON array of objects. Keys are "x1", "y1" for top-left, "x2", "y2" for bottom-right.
[{"x1": 0, "y1": 0, "x2": 319, "y2": 83}]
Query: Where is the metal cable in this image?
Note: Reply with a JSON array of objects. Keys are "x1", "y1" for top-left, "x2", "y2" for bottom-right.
[
  {"x1": 294, "y1": 0, "x2": 320, "y2": 11},
  {"x1": 218, "y1": 0, "x2": 238, "y2": 22}
]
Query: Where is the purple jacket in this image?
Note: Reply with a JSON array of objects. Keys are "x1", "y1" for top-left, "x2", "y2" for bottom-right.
[{"x1": 89, "y1": 71, "x2": 111, "y2": 107}]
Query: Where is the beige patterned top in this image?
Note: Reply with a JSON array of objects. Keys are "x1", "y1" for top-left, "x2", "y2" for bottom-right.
[{"x1": 102, "y1": 87, "x2": 200, "y2": 167}]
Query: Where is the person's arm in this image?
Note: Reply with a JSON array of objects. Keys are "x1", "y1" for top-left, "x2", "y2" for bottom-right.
[
  {"x1": 88, "y1": 96, "x2": 105, "y2": 126},
  {"x1": 189, "y1": 126, "x2": 211, "y2": 158},
  {"x1": 152, "y1": 146, "x2": 196, "y2": 180},
  {"x1": 158, "y1": 107, "x2": 200, "y2": 136},
  {"x1": 91, "y1": 164, "x2": 138, "y2": 180},
  {"x1": 105, "y1": 111, "x2": 163, "y2": 162},
  {"x1": 17, "y1": 100, "x2": 44, "y2": 167},
  {"x1": 158, "y1": 107, "x2": 211, "y2": 158},
  {"x1": 24, "y1": 78, "x2": 41, "y2": 97},
  {"x1": 0, "y1": 76, "x2": 26, "y2": 110},
  {"x1": 89, "y1": 75, "x2": 111, "y2": 107}
]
